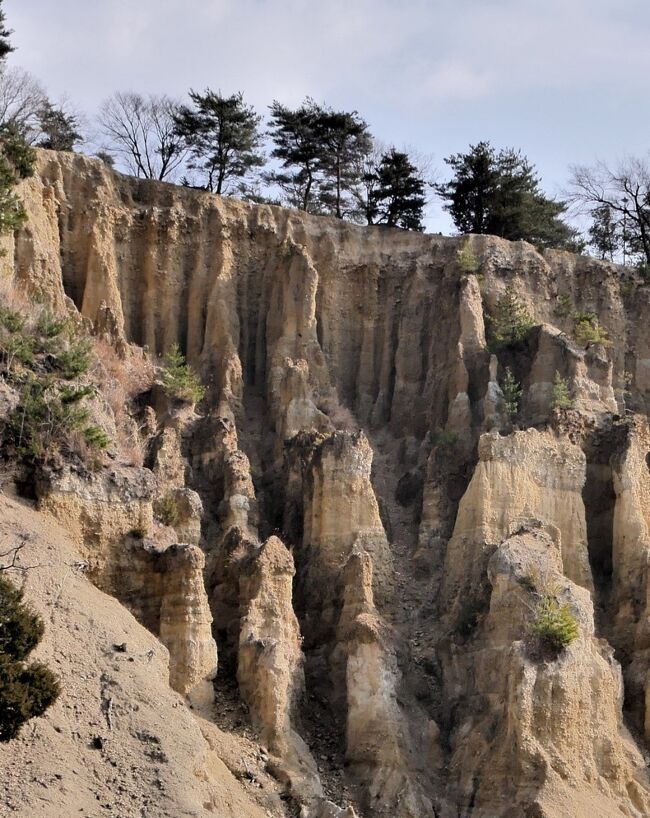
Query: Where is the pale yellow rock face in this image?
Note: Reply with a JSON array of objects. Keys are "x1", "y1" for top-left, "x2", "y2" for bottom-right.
[
  {"x1": 6, "y1": 150, "x2": 650, "y2": 818},
  {"x1": 238, "y1": 536, "x2": 304, "y2": 754},
  {"x1": 303, "y1": 432, "x2": 390, "y2": 580},
  {"x1": 157, "y1": 544, "x2": 217, "y2": 696},
  {"x1": 443, "y1": 526, "x2": 650, "y2": 818},
  {"x1": 443, "y1": 428, "x2": 593, "y2": 609},
  {"x1": 0, "y1": 497, "x2": 279, "y2": 818},
  {"x1": 37, "y1": 466, "x2": 156, "y2": 584},
  {"x1": 609, "y1": 418, "x2": 650, "y2": 741}
]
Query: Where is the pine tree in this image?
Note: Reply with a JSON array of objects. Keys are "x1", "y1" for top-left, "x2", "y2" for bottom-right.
[
  {"x1": 436, "y1": 141, "x2": 581, "y2": 250},
  {"x1": 0, "y1": 0, "x2": 14, "y2": 62},
  {"x1": 266, "y1": 98, "x2": 325, "y2": 212},
  {"x1": 551, "y1": 370, "x2": 573, "y2": 410},
  {"x1": 489, "y1": 287, "x2": 535, "y2": 348},
  {"x1": 501, "y1": 367, "x2": 522, "y2": 419},
  {"x1": 367, "y1": 149, "x2": 425, "y2": 231},
  {"x1": 316, "y1": 109, "x2": 371, "y2": 218},
  {"x1": 160, "y1": 343, "x2": 205, "y2": 404},
  {"x1": 0, "y1": 121, "x2": 36, "y2": 235},
  {"x1": 588, "y1": 204, "x2": 620, "y2": 261},
  {"x1": 37, "y1": 102, "x2": 82, "y2": 152},
  {"x1": 174, "y1": 90, "x2": 263, "y2": 194}
]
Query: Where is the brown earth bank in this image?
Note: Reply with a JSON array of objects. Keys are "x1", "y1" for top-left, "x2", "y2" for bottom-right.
[{"x1": 2, "y1": 149, "x2": 650, "y2": 817}]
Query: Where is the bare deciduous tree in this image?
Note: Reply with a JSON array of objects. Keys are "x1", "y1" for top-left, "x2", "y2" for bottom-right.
[
  {"x1": 98, "y1": 92, "x2": 186, "y2": 181},
  {"x1": 0, "y1": 66, "x2": 47, "y2": 140},
  {"x1": 569, "y1": 158, "x2": 650, "y2": 266}
]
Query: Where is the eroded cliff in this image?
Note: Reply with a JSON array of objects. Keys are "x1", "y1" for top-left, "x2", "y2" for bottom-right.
[{"x1": 2, "y1": 150, "x2": 650, "y2": 817}]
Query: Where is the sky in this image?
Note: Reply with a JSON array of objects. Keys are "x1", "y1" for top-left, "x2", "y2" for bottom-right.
[{"x1": 6, "y1": 0, "x2": 650, "y2": 233}]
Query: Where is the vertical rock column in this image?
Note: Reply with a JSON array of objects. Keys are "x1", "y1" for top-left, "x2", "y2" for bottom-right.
[
  {"x1": 610, "y1": 418, "x2": 650, "y2": 738},
  {"x1": 157, "y1": 544, "x2": 218, "y2": 697},
  {"x1": 298, "y1": 431, "x2": 435, "y2": 817}
]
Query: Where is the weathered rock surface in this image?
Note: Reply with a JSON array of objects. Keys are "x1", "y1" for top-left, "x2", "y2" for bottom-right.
[
  {"x1": 3, "y1": 150, "x2": 650, "y2": 818},
  {"x1": 442, "y1": 525, "x2": 650, "y2": 817},
  {"x1": 441, "y1": 429, "x2": 593, "y2": 612},
  {"x1": 0, "y1": 496, "x2": 282, "y2": 818}
]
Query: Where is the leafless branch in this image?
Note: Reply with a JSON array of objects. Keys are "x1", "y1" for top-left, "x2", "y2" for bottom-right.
[
  {"x1": 0, "y1": 66, "x2": 47, "y2": 141},
  {"x1": 0, "y1": 537, "x2": 41, "y2": 571},
  {"x1": 97, "y1": 92, "x2": 187, "y2": 181}
]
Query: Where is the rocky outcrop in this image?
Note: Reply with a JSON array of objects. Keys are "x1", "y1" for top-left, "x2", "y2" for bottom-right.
[
  {"x1": 441, "y1": 525, "x2": 650, "y2": 817},
  {"x1": 300, "y1": 432, "x2": 391, "y2": 613},
  {"x1": 237, "y1": 535, "x2": 304, "y2": 755},
  {"x1": 36, "y1": 464, "x2": 216, "y2": 697},
  {"x1": 0, "y1": 496, "x2": 281, "y2": 818},
  {"x1": 334, "y1": 548, "x2": 436, "y2": 818},
  {"x1": 441, "y1": 429, "x2": 593, "y2": 614},
  {"x1": 6, "y1": 150, "x2": 650, "y2": 818},
  {"x1": 36, "y1": 464, "x2": 156, "y2": 586}
]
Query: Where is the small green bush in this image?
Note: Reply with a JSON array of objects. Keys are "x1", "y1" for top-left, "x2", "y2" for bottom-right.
[
  {"x1": 457, "y1": 240, "x2": 480, "y2": 274},
  {"x1": 0, "y1": 577, "x2": 44, "y2": 660},
  {"x1": 0, "y1": 304, "x2": 111, "y2": 465},
  {"x1": 0, "y1": 307, "x2": 25, "y2": 334},
  {"x1": 83, "y1": 425, "x2": 111, "y2": 450},
  {"x1": 573, "y1": 315, "x2": 611, "y2": 348},
  {"x1": 59, "y1": 385, "x2": 96, "y2": 405},
  {"x1": 572, "y1": 310, "x2": 596, "y2": 324},
  {"x1": 0, "y1": 123, "x2": 37, "y2": 180},
  {"x1": 432, "y1": 428, "x2": 459, "y2": 447},
  {"x1": 36, "y1": 312, "x2": 67, "y2": 339},
  {"x1": 551, "y1": 371, "x2": 573, "y2": 410},
  {"x1": 530, "y1": 595, "x2": 579, "y2": 654},
  {"x1": 0, "y1": 124, "x2": 36, "y2": 236},
  {"x1": 0, "y1": 575, "x2": 59, "y2": 742},
  {"x1": 8, "y1": 377, "x2": 92, "y2": 459},
  {"x1": 457, "y1": 593, "x2": 490, "y2": 638},
  {"x1": 54, "y1": 336, "x2": 92, "y2": 380},
  {"x1": 488, "y1": 287, "x2": 535, "y2": 350},
  {"x1": 156, "y1": 494, "x2": 180, "y2": 527},
  {"x1": 160, "y1": 343, "x2": 205, "y2": 404},
  {"x1": 501, "y1": 367, "x2": 522, "y2": 419},
  {"x1": 2, "y1": 334, "x2": 34, "y2": 367},
  {"x1": 553, "y1": 293, "x2": 572, "y2": 318}
]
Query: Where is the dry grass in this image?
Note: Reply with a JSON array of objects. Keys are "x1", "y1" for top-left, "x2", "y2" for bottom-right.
[
  {"x1": 91, "y1": 338, "x2": 155, "y2": 464},
  {"x1": 64, "y1": 429, "x2": 106, "y2": 472},
  {"x1": 316, "y1": 390, "x2": 358, "y2": 432}
]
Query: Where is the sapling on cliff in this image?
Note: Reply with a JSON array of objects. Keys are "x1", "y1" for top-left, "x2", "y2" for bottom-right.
[
  {"x1": 488, "y1": 286, "x2": 535, "y2": 350},
  {"x1": 551, "y1": 370, "x2": 573, "y2": 410},
  {"x1": 501, "y1": 367, "x2": 522, "y2": 419},
  {"x1": 160, "y1": 343, "x2": 205, "y2": 404}
]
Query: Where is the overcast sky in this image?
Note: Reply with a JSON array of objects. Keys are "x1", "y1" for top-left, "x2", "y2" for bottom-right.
[{"x1": 6, "y1": 0, "x2": 650, "y2": 232}]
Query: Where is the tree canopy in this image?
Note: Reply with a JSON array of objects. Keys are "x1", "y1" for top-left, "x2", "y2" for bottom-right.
[
  {"x1": 37, "y1": 102, "x2": 82, "y2": 152},
  {"x1": 314, "y1": 108, "x2": 372, "y2": 218},
  {"x1": 174, "y1": 89, "x2": 263, "y2": 194},
  {"x1": 436, "y1": 141, "x2": 581, "y2": 250},
  {"x1": 0, "y1": 0, "x2": 14, "y2": 63},
  {"x1": 99, "y1": 92, "x2": 185, "y2": 181},
  {"x1": 367, "y1": 148, "x2": 426, "y2": 230},
  {"x1": 266, "y1": 99, "x2": 374, "y2": 219},
  {"x1": 588, "y1": 204, "x2": 620, "y2": 261},
  {"x1": 266, "y1": 98, "x2": 326, "y2": 212}
]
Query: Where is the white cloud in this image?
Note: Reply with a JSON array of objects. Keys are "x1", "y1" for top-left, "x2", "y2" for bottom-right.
[{"x1": 5, "y1": 0, "x2": 649, "y2": 233}]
